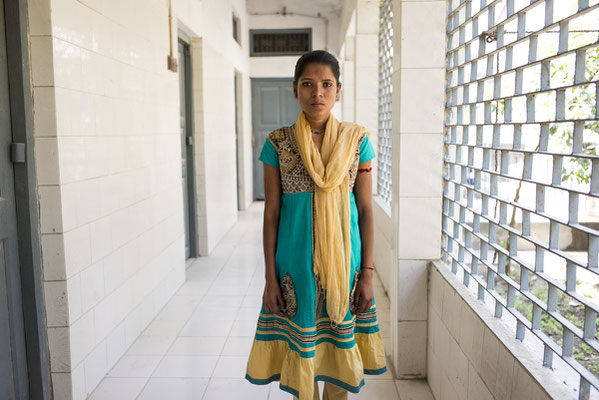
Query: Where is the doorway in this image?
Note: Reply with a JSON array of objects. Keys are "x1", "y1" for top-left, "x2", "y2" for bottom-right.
[
  {"x1": 0, "y1": 0, "x2": 28, "y2": 394},
  {"x1": 251, "y1": 78, "x2": 300, "y2": 200},
  {"x1": 178, "y1": 39, "x2": 197, "y2": 259},
  {"x1": 234, "y1": 71, "x2": 241, "y2": 210},
  {"x1": 1, "y1": 0, "x2": 51, "y2": 397}
]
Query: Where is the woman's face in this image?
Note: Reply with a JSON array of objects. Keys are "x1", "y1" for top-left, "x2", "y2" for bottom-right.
[{"x1": 293, "y1": 63, "x2": 341, "y2": 123}]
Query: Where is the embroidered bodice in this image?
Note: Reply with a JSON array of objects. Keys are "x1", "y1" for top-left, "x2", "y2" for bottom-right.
[{"x1": 267, "y1": 125, "x2": 366, "y2": 194}]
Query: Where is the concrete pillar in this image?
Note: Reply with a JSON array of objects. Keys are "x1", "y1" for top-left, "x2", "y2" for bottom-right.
[
  {"x1": 354, "y1": 0, "x2": 379, "y2": 185},
  {"x1": 342, "y1": 34, "x2": 355, "y2": 123},
  {"x1": 390, "y1": 0, "x2": 446, "y2": 378}
]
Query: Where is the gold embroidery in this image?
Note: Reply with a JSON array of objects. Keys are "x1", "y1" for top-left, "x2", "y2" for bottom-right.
[
  {"x1": 268, "y1": 127, "x2": 313, "y2": 194},
  {"x1": 314, "y1": 273, "x2": 325, "y2": 319},
  {"x1": 282, "y1": 272, "x2": 297, "y2": 318},
  {"x1": 349, "y1": 270, "x2": 360, "y2": 314},
  {"x1": 356, "y1": 309, "x2": 378, "y2": 321},
  {"x1": 267, "y1": 127, "x2": 367, "y2": 194},
  {"x1": 256, "y1": 319, "x2": 355, "y2": 343}
]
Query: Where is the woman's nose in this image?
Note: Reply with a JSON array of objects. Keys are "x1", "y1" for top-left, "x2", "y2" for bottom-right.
[{"x1": 313, "y1": 85, "x2": 323, "y2": 97}]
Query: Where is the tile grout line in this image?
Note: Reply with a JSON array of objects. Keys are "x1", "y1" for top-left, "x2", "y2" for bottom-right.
[{"x1": 134, "y1": 233, "x2": 239, "y2": 399}]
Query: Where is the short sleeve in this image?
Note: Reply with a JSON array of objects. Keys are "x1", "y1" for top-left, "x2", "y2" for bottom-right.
[
  {"x1": 359, "y1": 135, "x2": 376, "y2": 163},
  {"x1": 259, "y1": 138, "x2": 279, "y2": 168}
]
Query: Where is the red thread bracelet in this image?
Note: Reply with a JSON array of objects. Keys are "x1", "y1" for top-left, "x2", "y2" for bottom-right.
[
  {"x1": 358, "y1": 167, "x2": 372, "y2": 173},
  {"x1": 362, "y1": 266, "x2": 374, "y2": 270}
]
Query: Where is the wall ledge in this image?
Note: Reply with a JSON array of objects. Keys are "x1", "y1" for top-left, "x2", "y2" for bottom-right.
[
  {"x1": 429, "y1": 260, "x2": 574, "y2": 400},
  {"x1": 373, "y1": 194, "x2": 392, "y2": 218}
]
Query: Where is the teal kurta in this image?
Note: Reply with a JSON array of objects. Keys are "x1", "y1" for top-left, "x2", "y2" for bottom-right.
[{"x1": 245, "y1": 124, "x2": 386, "y2": 399}]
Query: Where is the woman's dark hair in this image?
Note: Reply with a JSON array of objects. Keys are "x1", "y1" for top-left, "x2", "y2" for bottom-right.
[{"x1": 293, "y1": 50, "x2": 341, "y2": 85}]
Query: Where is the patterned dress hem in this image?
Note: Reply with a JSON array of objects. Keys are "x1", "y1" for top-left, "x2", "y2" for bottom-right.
[{"x1": 245, "y1": 370, "x2": 390, "y2": 396}]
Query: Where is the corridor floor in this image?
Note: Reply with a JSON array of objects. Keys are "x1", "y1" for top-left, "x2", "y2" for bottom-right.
[{"x1": 90, "y1": 202, "x2": 404, "y2": 399}]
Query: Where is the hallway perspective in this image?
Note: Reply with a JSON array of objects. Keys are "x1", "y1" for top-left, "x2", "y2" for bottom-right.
[{"x1": 89, "y1": 202, "x2": 405, "y2": 399}]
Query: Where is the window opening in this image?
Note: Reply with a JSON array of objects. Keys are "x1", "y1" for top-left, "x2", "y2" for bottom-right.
[
  {"x1": 378, "y1": 0, "x2": 393, "y2": 206},
  {"x1": 250, "y1": 29, "x2": 311, "y2": 57},
  {"x1": 443, "y1": 1, "x2": 599, "y2": 398}
]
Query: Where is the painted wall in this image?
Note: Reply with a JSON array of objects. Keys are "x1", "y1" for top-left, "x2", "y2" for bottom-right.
[
  {"x1": 248, "y1": 14, "x2": 328, "y2": 79},
  {"x1": 28, "y1": 0, "x2": 252, "y2": 397}
]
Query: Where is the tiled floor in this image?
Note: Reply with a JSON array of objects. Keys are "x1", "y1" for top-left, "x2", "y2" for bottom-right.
[{"x1": 90, "y1": 202, "x2": 431, "y2": 400}]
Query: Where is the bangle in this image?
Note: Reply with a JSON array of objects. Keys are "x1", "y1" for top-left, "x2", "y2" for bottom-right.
[
  {"x1": 362, "y1": 266, "x2": 374, "y2": 271},
  {"x1": 358, "y1": 167, "x2": 372, "y2": 173}
]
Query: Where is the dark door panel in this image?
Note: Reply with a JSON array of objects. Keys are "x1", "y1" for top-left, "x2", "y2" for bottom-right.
[
  {"x1": 178, "y1": 40, "x2": 197, "y2": 259},
  {"x1": 251, "y1": 79, "x2": 301, "y2": 200},
  {"x1": 0, "y1": 0, "x2": 29, "y2": 396}
]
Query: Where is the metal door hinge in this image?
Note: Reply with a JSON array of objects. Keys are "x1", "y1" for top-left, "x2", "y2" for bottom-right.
[
  {"x1": 11, "y1": 143, "x2": 25, "y2": 163},
  {"x1": 186, "y1": 136, "x2": 193, "y2": 146}
]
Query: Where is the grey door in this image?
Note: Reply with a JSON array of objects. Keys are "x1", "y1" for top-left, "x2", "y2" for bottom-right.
[
  {"x1": 251, "y1": 78, "x2": 300, "y2": 200},
  {"x1": 234, "y1": 72, "x2": 240, "y2": 209},
  {"x1": 178, "y1": 40, "x2": 197, "y2": 259},
  {"x1": 0, "y1": 0, "x2": 29, "y2": 396}
]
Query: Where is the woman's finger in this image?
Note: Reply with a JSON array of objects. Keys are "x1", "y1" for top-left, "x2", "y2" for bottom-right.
[
  {"x1": 354, "y1": 287, "x2": 362, "y2": 308},
  {"x1": 274, "y1": 295, "x2": 286, "y2": 317},
  {"x1": 358, "y1": 296, "x2": 372, "y2": 314},
  {"x1": 271, "y1": 303, "x2": 282, "y2": 316},
  {"x1": 358, "y1": 298, "x2": 366, "y2": 314},
  {"x1": 276, "y1": 294, "x2": 286, "y2": 312},
  {"x1": 273, "y1": 307, "x2": 285, "y2": 317},
  {"x1": 365, "y1": 299, "x2": 373, "y2": 313}
]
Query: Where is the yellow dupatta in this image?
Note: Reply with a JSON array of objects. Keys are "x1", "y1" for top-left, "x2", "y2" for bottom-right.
[{"x1": 294, "y1": 111, "x2": 366, "y2": 325}]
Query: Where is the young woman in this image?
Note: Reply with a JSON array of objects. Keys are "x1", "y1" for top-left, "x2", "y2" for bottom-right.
[{"x1": 245, "y1": 50, "x2": 386, "y2": 400}]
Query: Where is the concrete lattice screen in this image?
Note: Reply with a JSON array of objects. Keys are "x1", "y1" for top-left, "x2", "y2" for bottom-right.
[
  {"x1": 441, "y1": 0, "x2": 599, "y2": 398},
  {"x1": 378, "y1": 0, "x2": 393, "y2": 207}
]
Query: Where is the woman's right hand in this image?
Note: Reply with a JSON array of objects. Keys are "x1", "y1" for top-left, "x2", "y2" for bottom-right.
[{"x1": 263, "y1": 278, "x2": 286, "y2": 317}]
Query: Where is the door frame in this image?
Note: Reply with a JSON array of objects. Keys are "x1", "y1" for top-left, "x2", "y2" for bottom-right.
[
  {"x1": 234, "y1": 70, "x2": 242, "y2": 210},
  {"x1": 5, "y1": 0, "x2": 52, "y2": 398},
  {"x1": 178, "y1": 36, "x2": 198, "y2": 259}
]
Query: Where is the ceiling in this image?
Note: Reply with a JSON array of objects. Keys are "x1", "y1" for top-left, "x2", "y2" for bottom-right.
[{"x1": 246, "y1": 0, "x2": 344, "y2": 17}]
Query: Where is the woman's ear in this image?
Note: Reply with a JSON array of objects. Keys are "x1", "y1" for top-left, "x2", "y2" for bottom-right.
[{"x1": 336, "y1": 82, "x2": 342, "y2": 101}]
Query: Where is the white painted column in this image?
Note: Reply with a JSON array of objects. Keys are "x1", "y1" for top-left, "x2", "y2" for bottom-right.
[
  {"x1": 391, "y1": 0, "x2": 446, "y2": 378},
  {"x1": 354, "y1": 0, "x2": 379, "y2": 186},
  {"x1": 341, "y1": 34, "x2": 355, "y2": 123}
]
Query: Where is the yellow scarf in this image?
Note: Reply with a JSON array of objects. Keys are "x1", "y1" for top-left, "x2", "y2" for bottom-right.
[{"x1": 294, "y1": 111, "x2": 366, "y2": 325}]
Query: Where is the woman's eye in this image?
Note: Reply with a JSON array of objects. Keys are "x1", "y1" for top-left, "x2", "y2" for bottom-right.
[
  {"x1": 323, "y1": 82, "x2": 332, "y2": 87},
  {"x1": 302, "y1": 82, "x2": 311, "y2": 86}
]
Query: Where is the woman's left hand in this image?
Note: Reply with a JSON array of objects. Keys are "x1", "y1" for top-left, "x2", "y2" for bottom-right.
[{"x1": 353, "y1": 272, "x2": 374, "y2": 314}]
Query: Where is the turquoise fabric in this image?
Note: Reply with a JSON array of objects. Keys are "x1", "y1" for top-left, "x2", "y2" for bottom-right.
[
  {"x1": 257, "y1": 132, "x2": 377, "y2": 332},
  {"x1": 359, "y1": 135, "x2": 375, "y2": 163},
  {"x1": 259, "y1": 138, "x2": 279, "y2": 167},
  {"x1": 246, "y1": 126, "x2": 387, "y2": 399}
]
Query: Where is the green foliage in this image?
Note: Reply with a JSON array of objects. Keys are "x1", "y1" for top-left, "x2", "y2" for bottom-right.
[
  {"x1": 514, "y1": 282, "x2": 599, "y2": 376},
  {"x1": 551, "y1": 44, "x2": 599, "y2": 185}
]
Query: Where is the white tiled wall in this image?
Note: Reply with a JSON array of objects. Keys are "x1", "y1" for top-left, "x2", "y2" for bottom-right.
[
  {"x1": 428, "y1": 262, "x2": 572, "y2": 400},
  {"x1": 190, "y1": 38, "x2": 239, "y2": 254},
  {"x1": 28, "y1": 0, "x2": 252, "y2": 397}
]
